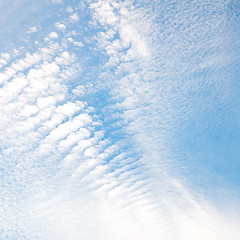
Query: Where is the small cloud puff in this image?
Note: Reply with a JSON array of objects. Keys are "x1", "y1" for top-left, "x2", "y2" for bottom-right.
[
  {"x1": 48, "y1": 32, "x2": 59, "y2": 39},
  {"x1": 27, "y1": 26, "x2": 38, "y2": 34},
  {"x1": 70, "y1": 13, "x2": 79, "y2": 22},
  {"x1": 55, "y1": 22, "x2": 66, "y2": 31},
  {"x1": 67, "y1": 38, "x2": 84, "y2": 47},
  {"x1": 66, "y1": 6, "x2": 73, "y2": 13},
  {"x1": 73, "y1": 41, "x2": 84, "y2": 47}
]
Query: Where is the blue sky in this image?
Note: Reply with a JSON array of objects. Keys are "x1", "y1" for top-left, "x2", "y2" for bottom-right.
[{"x1": 0, "y1": 0, "x2": 240, "y2": 239}]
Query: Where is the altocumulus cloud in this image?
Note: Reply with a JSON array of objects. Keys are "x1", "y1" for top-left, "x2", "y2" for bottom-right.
[{"x1": 0, "y1": 0, "x2": 240, "y2": 239}]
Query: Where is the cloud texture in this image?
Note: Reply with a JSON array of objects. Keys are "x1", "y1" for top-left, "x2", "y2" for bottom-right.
[{"x1": 0, "y1": 0, "x2": 240, "y2": 239}]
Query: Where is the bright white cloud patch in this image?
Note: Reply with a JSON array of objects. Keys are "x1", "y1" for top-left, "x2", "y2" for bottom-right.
[
  {"x1": 0, "y1": 0, "x2": 240, "y2": 239},
  {"x1": 55, "y1": 22, "x2": 66, "y2": 31},
  {"x1": 48, "y1": 32, "x2": 59, "y2": 39}
]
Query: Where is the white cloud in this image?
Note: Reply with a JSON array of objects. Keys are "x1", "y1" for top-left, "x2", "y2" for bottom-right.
[
  {"x1": 12, "y1": 49, "x2": 19, "y2": 56},
  {"x1": 1, "y1": 52, "x2": 11, "y2": 61},
  {"x1": 21, "y1": 104, "x2": 38, "y2": 117},
  {"x1": 27, "y1": 26, "x2": 38, "y2": 34},
  {"x1": 70, "y1": 13, "x2": 79, "y2": 22},
  {"x1": 66, "y1": 6, "x2": 73, "y2": 13},
  {"x1": 84, "y1": 1, "x2": 240, "y2": 239},
  {"x1": 67, "y1": 37, "x2": 84, "y2": 47},
  {"x1": 1, "y1": 1, "x2": 240, "y2": 240},
  {"x1": 52, "y1": 0, "x2": 63, "y2": 4},
  {"x1": 48, "y1": 32, "x2": 59, "y2": 39},
  {"x1": 0, "y1": 58, "x2": 8, "y2": 68},
  {"x1": 55, "y1": 51, "x2": 75, "y2": 65},
  {"x1": 0, "y1": 52, "x2": 42, "y2": 84},
  {"x1": 73, "y1": 41, "x2": 84, "y2": 47},
  {"x1": 37, "y1": 96, "x2": 56, "y2": 109},
  {"x1": 67, "y1": 37, "x2": 74, "y2": 42},
  {"x1": 72, "y1": 85, "x2": 85, "y2": 96},
  {"x1": 55, "y1": 22, "x2": 66, "y2": 31}
]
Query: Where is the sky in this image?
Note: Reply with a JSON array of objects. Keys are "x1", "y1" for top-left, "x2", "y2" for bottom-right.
[{"x1": 0, "y1": 0, "x2": 240, "y2": 239}]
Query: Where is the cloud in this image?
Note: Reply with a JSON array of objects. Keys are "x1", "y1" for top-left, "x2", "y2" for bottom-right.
[
  {"x1": 66, "y1": 6, "x2": 73, "y2": 13},
  {"x1": 85, "y1": 0, "x2": 240, "y2": 239},
  {"x1": 1, "y1": 52, "x2": 11, "y2": 61},
  {"x1": 52, "y1": 0, "x2": 63, "y2": 4},
  {"x1": 55, "y1": 22, "x2": 66, "y2": 31},
  {"x1": 70, "y1": 13, "x2": 79, "y2": 22},
  {"x1": 73, "y1": 41, "x2": 84, "y2": 47},
  {"x1": 27, "y1": 26, "x2": 38, "y2": 34},
  {"x1": 0, "y1": 53, "x2": 11, "y2": 68},
  {"x1": 0, "y1": 52, "x2": 42, "y2": 85},
  {"x1": 67, "y1": 37, "x2": 84, "y2": 47},
  {"x1": 1, "y1": 0, "x2": 240, "y2": 239},
  {"x1": 48, "y1": 32, "x2": 59, "y2": 39}
]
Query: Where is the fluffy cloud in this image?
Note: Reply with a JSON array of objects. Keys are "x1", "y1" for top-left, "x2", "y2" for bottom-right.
[
  {"x1": 55, "y1": 22, "x2": 66, "y2": 31},
  {"x1": 48, "y1": 32, "x2": 59, "y2": 39}
]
